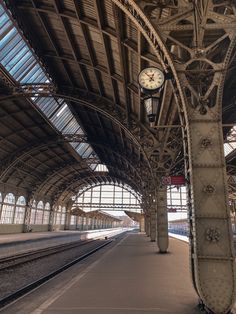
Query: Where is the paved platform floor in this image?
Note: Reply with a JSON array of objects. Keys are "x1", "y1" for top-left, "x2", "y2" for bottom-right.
[{"x1": 30, "y1": 232, "x2": 201, "y2": 314}]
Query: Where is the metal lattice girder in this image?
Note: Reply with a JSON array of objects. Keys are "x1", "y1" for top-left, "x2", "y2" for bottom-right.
[
  {"x1": 1, "y1": 1, "x2": 236, "y2": 311},
  {"x1": 112, "y1": 1, "x2": 236, "y2": 312}
]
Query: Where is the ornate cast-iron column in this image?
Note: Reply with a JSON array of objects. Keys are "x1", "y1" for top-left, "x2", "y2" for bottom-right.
[
  {"x1": 113, "y1": 1, "x2": 236, "y2": 312},
  {"x1": 140, "y1": 214, "x2": 145, "y2": 232},
  {"x1": 150, "y1": 200, "x2": 157, "y2": 241},
  {"x1": 170, "y1": 2, "x2": 236, "y2": 312},
  {"x1": 145, "y1": 213, "x2": 150, "y2": 237},
  {"x1": 156, "y1": 186, "x2": 168, "y2": 253},
  {"x1": 23, "y1": 199, "x2": 31, "y2": 233},
  {"x1": 48, "y1": 203, "x2": 54, "y2": 231}
]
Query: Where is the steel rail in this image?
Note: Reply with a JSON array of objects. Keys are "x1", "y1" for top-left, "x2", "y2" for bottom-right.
[
  {"x1": 0, "y1": 239, "x2": 95, "y2": 271},
  {"x1": 0, "y1": 237, "x2": 117, "y2": 309}
]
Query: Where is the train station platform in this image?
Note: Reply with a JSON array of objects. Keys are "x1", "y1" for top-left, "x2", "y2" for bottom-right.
[{"x1": 29, "y1": 232, "x2": 201, "y2": 314}]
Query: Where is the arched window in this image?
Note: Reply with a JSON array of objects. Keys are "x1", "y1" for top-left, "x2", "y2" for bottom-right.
[
  {"x1": 54, "y1": 205, "x2": 62, "y2": 225},
  {"x1": 43, "y1": 202, "x2": 50, "y2": 224},
  {"x1": 14, "y1": 196, "x2": 26, "y2": 224},
  {"x1": 45, "y1": 202, "x2": 50, "y2": 210},
  {"x1": 70, "y1": 215, "x2": 76, "y2": 225},
  {"x1": 74, "y1": 183, "x2": 141, "y2": 216},
  {"x1": 35, "y1": 201, "x2": 44, "y2": 224},
  {"x1": 61, "y1": 206, "x2": 66, "y2": 225},
  {"x1": 53, "y1": 206, "x2": 66, "y2": 226},
  {"x1": 1, "y1": 193, "x2": 15, "y2": 224}
]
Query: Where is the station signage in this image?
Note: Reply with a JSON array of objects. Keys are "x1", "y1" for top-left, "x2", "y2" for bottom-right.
[{"x1": 162, "y1": 175, "x2": 185, "y2": 186}]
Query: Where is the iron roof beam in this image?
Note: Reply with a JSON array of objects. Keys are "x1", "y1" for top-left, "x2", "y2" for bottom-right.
[
  {"x1": 113, "y1": 5, "x2": 131, "y2": 125},
  {"x1": 30, "y1": 0, "x2": 74, "y2": 87},
  {"x1": 52, "y1": 0, "x2": 90, "y2": 91},
  {"x1": 93, "y1": 0, "x2": 119, "y2": 105},
  {"x1": 72, "y1": 0, "x2": 104, "y2": 96}
]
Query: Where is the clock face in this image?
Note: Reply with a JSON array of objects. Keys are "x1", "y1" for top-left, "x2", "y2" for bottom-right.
[{"x1": 138, "y1": 67, "x2": 165, "y2": 92}]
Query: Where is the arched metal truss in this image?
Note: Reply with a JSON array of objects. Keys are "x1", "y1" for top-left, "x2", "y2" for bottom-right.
[
  {"x1": 1, "y1": 1, "x2": 236, "y2": 312},
  {"x1": 76, "y1": 181, "x2": 142, "y2": 202}
]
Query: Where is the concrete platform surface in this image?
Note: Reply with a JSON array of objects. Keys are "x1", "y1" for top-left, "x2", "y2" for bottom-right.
[{"x1": 32, "y1": 232, "x2": 201, "y2": 314}]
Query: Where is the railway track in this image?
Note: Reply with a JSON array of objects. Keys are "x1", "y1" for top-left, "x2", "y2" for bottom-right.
[
  {"x1": 0, "y1": 232, "x2": 126, "y2": 309},
  {"x1": 0, "y1": 238, "x2": 95, "y2": 270}
]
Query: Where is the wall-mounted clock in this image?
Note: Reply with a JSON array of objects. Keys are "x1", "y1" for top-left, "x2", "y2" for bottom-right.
[{"x1": 138, "y1": 67, "x2": 165, "y2": 94}]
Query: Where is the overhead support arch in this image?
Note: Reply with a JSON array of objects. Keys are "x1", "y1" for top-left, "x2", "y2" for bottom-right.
[
  {"x1": 53, "y1": 171, "x2": 142, "y2": 206},
  {"x1": 0, "y1": 135, "x2": 87, "y2": 181},
  {"x1": 28, "y1": 142, "x2": 143, "y2": 200},
  {"x1": 111, "y1": 1, "x2": 236, "y2": 312}
]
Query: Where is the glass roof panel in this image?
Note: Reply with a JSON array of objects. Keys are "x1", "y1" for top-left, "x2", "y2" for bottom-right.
[
  {"x1": 0, "y1": 3, "x2": 50, "y2": 84},
  {"x1": 61, "y1": 117, "x2": 80, "y2": 134},
  {"x1": 224, "y1": 143, "x2": 234, "y2": 156},
  {"x1": 76, "y1": 143, "x2": 89, "y2": 155},
  {"x1": 0, "y1": 31, "x2": 20, "y2": 57},
  {"x1": 1, "y1": 41, "x2": 26, "y2": 67},
  {"x1": 22, "y1": 65, "x2": 44, "y2": 83},
  {"x1": 89, "y1": 164, "x2": 97, "y2": 170},
  {"x1": 82, "y1": 146, "x2": 93, "y2": 158},
  {"x1": 50, "y1": 104, "x2": 74, "y2": 132},
  {"x1": 0, "y1": 18, "x2": 11, "y2": 37},
  {"x1": 95, "y1": 164, "x2": 109, "y2": 172},
  {"x1": 69, "y1": 142, "x2": 80, "y2": 150},
  {"x1": 0, "y1": 26, "x2": 17, "y2": 48},
  {"x1": 13, "y1": 56, "x2": 35, "y2": 80},
  {"x1": 0, "y1": 3, "x2": 105, "y2": 170},
  {"x1": 35, "y1": 97, "x2": 60, "y2": 117}
]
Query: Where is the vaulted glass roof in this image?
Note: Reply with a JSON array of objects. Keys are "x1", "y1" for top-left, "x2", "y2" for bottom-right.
[
  {"x1": 0, "y1": 2, "x2": 104, "y2": 169},
  {"x1": 0, "y1": 4, "x2": 50, "y2": 84}
]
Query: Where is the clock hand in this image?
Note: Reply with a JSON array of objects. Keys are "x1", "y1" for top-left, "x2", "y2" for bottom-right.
[{"x1": 145, "y1": 73, "x2": 152, "y2": 78}]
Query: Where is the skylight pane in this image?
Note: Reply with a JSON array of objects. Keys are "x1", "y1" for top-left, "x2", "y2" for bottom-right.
[
  {"x1": 13, "y1": 55, "x2": 35, "y2": 79},
  {"x1": 0, "y1": 18, "x2": 11, "y2": 37},
  {"x1": 1, "y1": 30, "x2": 20, "y2": 57},
  {"x1": 0, "y1": 3, "x2": 50, "y2": 84},
  {"x1": 21, "y1": 64, "x2": 44, "y2": 83},
  {"x1": 62, "y1": 117, "x2": 80, "y2": 134},
  {"x1": 23, "y1": 65, "x2": 43, "y2": 83},
  {"x1": 82, "y1": 146, "x2": 93, "y2": 158},
  {"x1": 0, "y1": 3, "x2": 106, "y2": 170},
  {"x1": 76, "y1": 126, "x2": 85, "y2": 135},
  {"x1": 9, "y1": 51, "x2": 31, "y2": 75},
  {"x1": 70, "y1": 142, "x2": 80, "y2": 149},
  {"x1": 35, "y1": 71, "x2": 48, "y2": 83},
  {"x1": 0, "y1": 26, "x2": 17, "y2": 48},
  {"x1": 1, "y1": 41, "x2": 26, "y2": 66},
  {"x1": 35, "y1": 97, "x2": 59, "y2": 117},
  {"x1": 50, "y1": 104, "x2": 74, "y2": 131},
  {"x1": 76, "y1": 143, "x2": 89, "y2": 155},
  {"x1": 95, "y1": 164, "x2": 109, "y2": 172},
  {"x1": 0, "y1": 28, "x2": 20, "y2": 55},
  {"x1": 224, "y1": 143, "x2": 233, "y2": 156},
  {"x1": 89, "y1": 164, "x2": 97, "y2": 170}
]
